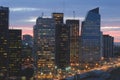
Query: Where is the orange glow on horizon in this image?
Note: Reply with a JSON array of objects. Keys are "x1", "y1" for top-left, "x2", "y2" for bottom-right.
[
  {"x1": 12, "y1": 26, "x2": 120, "y2": 42},
  {"x1": 103, "y1": 31, "x2": 120, "y2": 42},
  {"x1": 22, "y1": 29, "x2": 33, "y2": 36}
]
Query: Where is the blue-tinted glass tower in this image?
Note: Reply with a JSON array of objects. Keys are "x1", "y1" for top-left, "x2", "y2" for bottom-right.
[{"x1": 80, "y1": 7, "x2": 103, "y2": 63}]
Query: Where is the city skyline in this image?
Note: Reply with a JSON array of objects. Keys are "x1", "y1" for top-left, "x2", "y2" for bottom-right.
[
  {"x1": 0, "y1": 0, "x2": 120, "y2": 42},
  {"x1": 0, "y1": 6, "x2": 119, "y2": 80}
]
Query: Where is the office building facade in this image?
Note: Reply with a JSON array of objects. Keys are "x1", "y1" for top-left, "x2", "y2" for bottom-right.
[
  {"x1": 0, "y1": 6, "x2": 9, "y2": 78},
  {"x1": 80, "y1": 8, "x2": 103, "y2": 63},
  {"x1": 66, "y1": 20, "x2": 79, "y2": 66},
  {"x1": 34, "y1": 17, "x2": 55, "y2": 74},
  {"x1": 22, "y1": 35, "x2": 33, "y2": 58},
  {"x1": 8, "y1": 29, "x2": 22, "y2": 78},
  {"x1": 23, "y1": 34, "x2": 33, "y2": 48},
  {"x1": 52, "y1": 13, "x2": 63, "y2": 24},
  {"x1": 52, "y1": 13, "x2": 70, "y2": 69},
  {"x1": 55, "y1": 24, "x2": 70, "y2": 69},
  {"x1": 103, "y1": 35, "x2": 114, "y2": 58}
]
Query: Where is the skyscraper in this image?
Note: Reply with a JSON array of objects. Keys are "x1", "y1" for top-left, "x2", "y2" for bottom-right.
[
  {"x1": 52, "y1": 13, "x2": 63, "y2": 24},
  {"x1": 8, "y1": 29, "x2": 22, "y2": 78},
  {"x1": 0, "y1": 6, "x2": 22, "y2": 79},
  {"x1": 103, "y1": 35, "x2": 114, "y2": 58},
  {"x1": 0, "y1": 6, "x2": 9, "y2": 78},
  {"x1": 66, "y1": 20, "x2": 79, "y2": 66},
  {"x1": 0, "y1": 6, "x2": 9, "y2": 30},
  {"x1": 80, "y1": 7, "x2": 103, "y2": 63},
  {"x1": 34, "y1": 17, "x2": 55, "y2": 76},
  {"x1": 55, "y1": 24, "x2": 70, "y2": 69},
  {"x1": 52, "y1": 13, "x2": 70, "y2": 69}
]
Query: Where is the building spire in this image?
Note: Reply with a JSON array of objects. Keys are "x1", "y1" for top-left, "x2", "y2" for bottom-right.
[
  {"x1": 41, "y1": 12, "x2": 44, "y2": 17},
  {"x1": 73, "y1": 11, "x2": 75, "y2": 19}
]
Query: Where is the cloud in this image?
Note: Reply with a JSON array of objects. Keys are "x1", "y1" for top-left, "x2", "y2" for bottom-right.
[
  {"x1": 64, "y1": 16, "x2": 84, "y2": 21},
  {"x1": 22, "y1": 17, "x2": 38, "y2": 23},
  {"x1": 10, "y1": 7, "x2": 48, "y2": 12},
  {"x1": 101, "y1": 26, "x2": 120, "y2": 31},
  {"x1": 102, "y1": 18, "x2": 120, "y2": 22},
  {"x1": 21, "y1": 16, "x2": 51, "y2": 23},
  {"x1": 20, "y1": 16, "x2": 84, "y2": 23},
  {"x1": 102, "y1": 26, "x2": 120, "y2": 42}
]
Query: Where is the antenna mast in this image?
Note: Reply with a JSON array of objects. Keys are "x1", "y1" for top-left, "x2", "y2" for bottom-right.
[
  {"x1": 73, "y1": 11, "x2": 75, "y2": 19},
  {"x1": 41, "y1": 12, "x2": 44, "y2": 17}
]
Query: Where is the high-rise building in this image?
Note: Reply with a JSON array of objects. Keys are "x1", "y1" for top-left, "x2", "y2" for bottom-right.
[
  {"x1": 0, "y1": 6, "x2": 9, "y2": 30},
  {"x1": 8, "y1": 29, "x2": 22, "y2": 78},
  {"x1": 55, "y1": 24, "x2": 70, "y2": 69},
  {"x1": 103, "y1": 35, "x2": 114, "y2": 58},
  {"x1": 80, "y1": 7, "x2": 103, "y2": 63},
  {"x1": 52, "y1": 13, "x2": 70, "y2": 69},
  {"x1": 34, "y1": 17, "x2": 55, "y2": 75},
  {"x1": 66, "y1": 20, "x2": 79, "y2": 66},
  {"x1": 0, "y1": 6, "x2": 9, "y2": 78},
  {"x1": 52, "y1": 13, "x2": 63, "y2": 24}
]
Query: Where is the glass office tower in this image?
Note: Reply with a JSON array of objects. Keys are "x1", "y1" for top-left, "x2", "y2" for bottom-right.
[
  {"x1": 66, "y1": 20, "x2": 79, "y2": 66},
  {"x1": 52, "y1": 13, "x2": 70, "y2": 69},
  {"x1": 55, "y1": 24, "x2": 70, "y2": 69},
  {"x1": 80, "y1": 7, "x2": 103, "y2": 63}
]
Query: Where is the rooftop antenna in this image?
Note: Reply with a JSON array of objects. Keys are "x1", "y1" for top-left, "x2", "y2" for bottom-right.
[
  {"x1": 73, "y1": 11, "x2": 75, "y2": 19},
  {"x1": 41, "y1": 12, "x2": 44, "y2": 18}
]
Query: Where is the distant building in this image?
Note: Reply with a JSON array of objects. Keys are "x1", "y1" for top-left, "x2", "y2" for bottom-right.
[
  {"x1": 0, "y1": 6, "x2": 9, "y2": 78},
  {"x1": 103, "y1": 35, "x2": 114, "y2": 58},
  {"x1": 23, "y1": 34, "x2": 33, "y2": 47},
  {"x1": 34, "y1": 17, "x2": 55, "y2": 74},
  {"x1": 114, "y1": 45, "x2": 120, "y2": 57},
  {"x1": 22, "y1": 35, "x2": 33, "y2": 58},
  {"x1": 66, "y1": 20, "x2": 79, "y2": 66},
  {"x1": 55, "y1": 24, "x2": 70, "y2": 69},
  {"x1": 8, "y1": 29, "x2": 22, "y2": 78},
  {"x1": 52, "y1": 13, "x2": 64, "y2": 24},
  {"x1": 80, "y1": 7, "x2": 103, "y2": 63}
]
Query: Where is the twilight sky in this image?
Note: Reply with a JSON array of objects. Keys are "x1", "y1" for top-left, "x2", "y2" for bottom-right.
[{"x1": 0, "y1": 0, "x2": 120, "y2": 42}]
